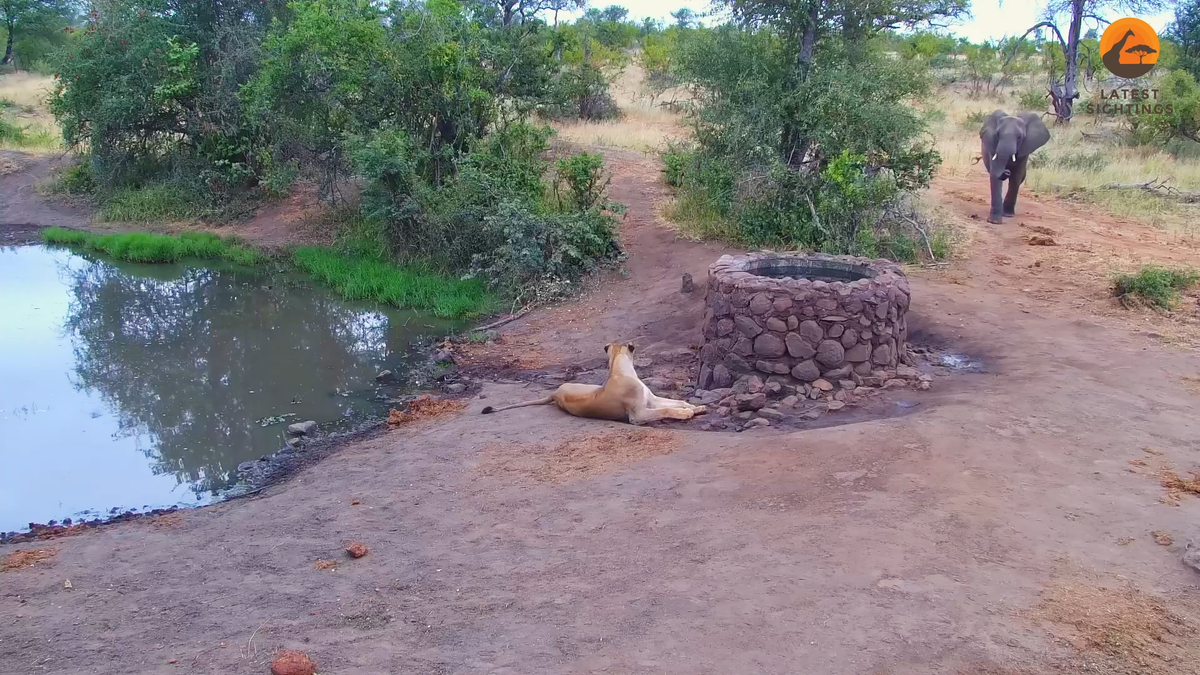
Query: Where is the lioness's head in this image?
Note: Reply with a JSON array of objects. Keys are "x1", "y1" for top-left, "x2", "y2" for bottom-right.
[{"x1": 603, "y1": 342, "x2": 635, "y2": 360}]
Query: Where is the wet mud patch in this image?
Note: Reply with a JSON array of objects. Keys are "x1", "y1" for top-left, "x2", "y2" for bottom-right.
[{"x1": 474, "y1": 428, "x2": 680, "y2": 484}]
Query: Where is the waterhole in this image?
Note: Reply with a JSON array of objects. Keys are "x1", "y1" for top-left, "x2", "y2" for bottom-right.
[{"x1": 0, "y1": 245, "x2": 460, "y2": 533}]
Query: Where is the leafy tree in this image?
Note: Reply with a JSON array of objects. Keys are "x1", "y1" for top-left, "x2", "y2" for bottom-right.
[
  {"x1": 1167, "y1": 0, "x2": 1200, "y2": 81},
  {"x1": 1, "y1": 0, "x2": 77, "y2": 66},
  {"x1": 670, "y1": 7, "x2": 698, "y2": 29},
  {"x1": 1008, "y1": 0, "x2": 1170, "y2": 122}
]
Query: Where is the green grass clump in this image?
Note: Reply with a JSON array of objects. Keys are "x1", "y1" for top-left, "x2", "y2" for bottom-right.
[
  {"x1": 42, "y1": 228, "x2": 266, "y2": 266},
  {"x1": 292, "y1": 247, "x2": 493, "y2": 319},
  {"x1": 98, "y1": 184, "x2": 206, "y2": 223},
  {"x1": 1113, "y1": 265, "x2": 1200, "y2": 310}
]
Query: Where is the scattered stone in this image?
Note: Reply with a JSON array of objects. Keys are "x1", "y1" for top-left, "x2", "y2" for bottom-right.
[
  {"x1": 345, "y1": 542, "x2": 369, "y2": 559},
  {"x1": 812, "y1": 379, "x2": 833, "y2": 392},
  {"x1": 808, "y1": 388, "x2": 822, "y2": 400},
  {"x1": 314, "y1": 559, "x2": 337, "y2": 571},
  {"x1": 827, "y1": 400, "x2": 846, "y2": 411},
  {"x1": 271, "y1": 650, "x2": 318, "y2": 675},
  {"x1": 838, "y1": 379, "x2": 856, "y2": 391},
  {"x1": 745, "y1": 417, "x2": 771, "y2": 428},
  {"x1": 693, "y1": 389, "x2": 724, "y2": 405},
  {"x1": 432, "y1": 349, "x2": 455, "y2": 363},
  {"x1": 681, "y1": 273, "x2": 695, "y2": 293},
  {"x1": 736, "y1": 393, "x2": 768, "y2": 411},
  {"x1": 445, "y1": 383, "x2": 467, "y2": 394},
  {"x1": 896, "y1": 365, "x2": 920, "y2": 380},
  {"x1": 63, "y1": 579, "x2": 72, "y2": 590},
  {"x1": 916, "y1": 380, "x2": 932, "y2": 391},
  {"x1": 736, "y1": 411, "x2": 755, "y2": 420},
  {"x1": 860, "y1": 375, "x2": 883, "y2": 388},
  {"x1": 781, "y1": 395, "x2": 799, "y2": 408},
  {"x1": 765, "y1": 317, "x2": 788, "y2": 332},
  {"x1": 801, "y1": 410, "x2": 821, "y2": 420},
  {"x1": 764, "y1": 382, "x2": 783, "y2": 397},
  {"x1": 745, "y1": 376, "x2": 764, "y2": 393},
  {"x1": 374, "y1": 370, "x2": 396, "y2": 383},
  {"x1": 883, "y1": 378, "x2": 908, "y2": 390},
  {"x1": 351, "y1": 500, "x2": 361, "y2": 506},
  {"x1": 286, "y1": 437, "x2": 304, "y2": 449},
  {"x1": 757, "y1": 408, "x2": 784, "y2": 421},
  {"x1": 716, "y1": 406, "x2": 731, "y2": 416},
  {"x1": 287, "y1": 421, "x2": 318, "y2": 437},
  {"x1": 1184, "y1": 541, "x2": 1200, "y2": 573},
  {"x1": 833, "y1": 390, "x2": 846, "y2": 401}
]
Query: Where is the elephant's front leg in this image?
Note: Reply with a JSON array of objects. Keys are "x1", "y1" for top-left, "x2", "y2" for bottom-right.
[
  {"x1": 988, "y1": 177, "x2": 1005, "y2": 224},
  {"x1": 1003, "y1": 155, "x2": 1029, "y2": 217}
]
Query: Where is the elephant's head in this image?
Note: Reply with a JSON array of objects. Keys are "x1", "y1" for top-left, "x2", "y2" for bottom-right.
[{"x1": 980, "y1": 110, "x2": 1050, "y2": 181}]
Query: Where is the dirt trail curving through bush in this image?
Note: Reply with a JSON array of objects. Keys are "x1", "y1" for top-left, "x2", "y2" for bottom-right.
[{"x1": 4, "y1": 149, "x2": 1200, "y2": 674}]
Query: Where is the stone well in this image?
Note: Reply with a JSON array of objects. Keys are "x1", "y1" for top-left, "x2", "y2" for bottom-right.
[{"x1": 697, "y1": 252, "x2": 911, "y2": 390}]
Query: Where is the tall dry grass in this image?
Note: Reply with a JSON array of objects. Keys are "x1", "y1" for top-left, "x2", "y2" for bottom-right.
[
  {"x1": 0, "y1": 71, "x2": 61, "y2": 151},
  {"x1": 925, "y1": 82, "x2": 1200, "y2": 237},
  {"x1": 548, "y1": 64, "x2": 689, "y2": 153}
]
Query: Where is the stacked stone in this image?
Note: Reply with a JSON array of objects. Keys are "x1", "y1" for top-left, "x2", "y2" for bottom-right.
[{"x1": 697, "y1": 252, "x2": 911, "y2": 391}]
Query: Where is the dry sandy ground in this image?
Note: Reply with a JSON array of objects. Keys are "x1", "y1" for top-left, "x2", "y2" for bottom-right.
[{"x1": 3, "y1": 149, "x2": 1200, "y2": 675}]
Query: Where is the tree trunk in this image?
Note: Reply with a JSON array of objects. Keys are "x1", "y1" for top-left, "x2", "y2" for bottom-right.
[
  {"x1": 1, "y1": 22, "x2": 13, "y2": 66},
  {"x1": 783, "y1": 1, "x2": 820, "y2": 167},
  {"x1": 1054, "y1": 0, "x2": 1085, "y2": 122}
]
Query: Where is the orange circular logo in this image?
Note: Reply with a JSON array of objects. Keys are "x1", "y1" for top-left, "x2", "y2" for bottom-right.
[{"x1": 1100, "y1": 18, "x2": 1160, "y2": 78}]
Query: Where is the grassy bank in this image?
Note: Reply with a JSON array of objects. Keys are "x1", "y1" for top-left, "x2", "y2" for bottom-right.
[
  {"x1": 41, "y1": 228, "x2": 495, "y2": 319},
  {"x1": 42, "y1": 228, "x2": 265, "y2": 265},
  {"x1": 292, "y1": 248, "x2": 493, "y2": 319}
]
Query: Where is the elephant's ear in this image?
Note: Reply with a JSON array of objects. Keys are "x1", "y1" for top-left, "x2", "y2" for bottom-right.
[{"x1": 1018, "y1": 112, "x2": 1050, "y2": 155}]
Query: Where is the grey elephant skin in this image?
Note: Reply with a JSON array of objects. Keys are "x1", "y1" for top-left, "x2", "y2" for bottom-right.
[{"x1": 979, "y1": 110, "x2": 1050, "y2": 224}]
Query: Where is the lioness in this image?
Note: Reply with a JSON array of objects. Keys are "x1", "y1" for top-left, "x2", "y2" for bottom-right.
[{"x1": 481, "y1": 342, "x2": 706, "y2": 425}]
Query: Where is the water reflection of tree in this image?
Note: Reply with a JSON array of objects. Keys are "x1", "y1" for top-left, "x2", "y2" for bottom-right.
[{"x1": 62, "y1": 257, "x2": 400, "y2": 496}]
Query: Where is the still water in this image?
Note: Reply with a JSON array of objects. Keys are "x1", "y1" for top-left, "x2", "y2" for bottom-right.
[{"x1": 0, "y1": 245, "x2": 459, "y2": 533}]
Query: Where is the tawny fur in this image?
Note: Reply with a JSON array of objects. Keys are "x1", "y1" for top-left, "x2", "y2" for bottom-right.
[{"x1": 480, "y1": 342, "x2": 706, "y2": 425}]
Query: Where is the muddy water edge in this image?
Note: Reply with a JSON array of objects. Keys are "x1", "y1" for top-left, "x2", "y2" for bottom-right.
[{"x1": 0, "y1": 244, "x2": 464, "y2": 536}]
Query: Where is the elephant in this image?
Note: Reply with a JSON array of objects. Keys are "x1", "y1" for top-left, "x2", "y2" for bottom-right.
[{"x1": 979, "y1": 110, "x2": 1050, "y2": 224}]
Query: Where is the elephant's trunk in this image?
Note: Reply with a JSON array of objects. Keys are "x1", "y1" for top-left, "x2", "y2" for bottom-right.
[{"x1": 989, "y1": 139, "x2": 1019, "y2": 182}]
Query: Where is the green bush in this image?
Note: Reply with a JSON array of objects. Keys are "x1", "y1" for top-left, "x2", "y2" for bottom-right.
[
  {"x1": 1054, "y1": 151, "x2": 1107, "y2": 172},
  {"x1": 554, "y1": 152, "x2": 610, "y2": 211},
  {"x1": 97, "y1": 183, "x2": 207, "y2": 223},
  {"x1": 467, "y1": 202, "x2": 623, "y2": 300},
  {"x1": 1113, "y1": 265, "x2": 1200, "y2": 310},
  {"x1": 1130, "y1": 70, "x2": 1200, "y2": 144},
  {"x1": 961, "y1": 110, "x2": 988, "y2": 131},
  {"x1": 57, "y1": 162, "x2": 97, "y2": 195},
  {"x1": 1017, "y1": 88, "x2": 1047, "y2": 111}
]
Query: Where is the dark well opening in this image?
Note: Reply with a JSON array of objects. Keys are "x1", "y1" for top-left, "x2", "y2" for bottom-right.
[{"x1": 747, "y1": 258, "x2": 875, "y2": 282}]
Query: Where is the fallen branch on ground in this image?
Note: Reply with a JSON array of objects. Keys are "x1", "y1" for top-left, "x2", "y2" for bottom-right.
[
  {"x1": 472, "y1": 305, "x2": 533, "y2": 332},
  {"x1": 1101, "y1": 179, "x2": 1200, "y2": 203}
]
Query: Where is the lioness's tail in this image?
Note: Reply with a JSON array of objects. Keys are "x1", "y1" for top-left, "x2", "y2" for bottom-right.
[{"x1": 480, "y1": 396, "x2": 554, "y2": 414}]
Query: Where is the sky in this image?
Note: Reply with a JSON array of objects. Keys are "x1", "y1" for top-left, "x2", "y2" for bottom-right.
[{"x1": 574, "y1": 0, "x2": 1177, "y2": 43}]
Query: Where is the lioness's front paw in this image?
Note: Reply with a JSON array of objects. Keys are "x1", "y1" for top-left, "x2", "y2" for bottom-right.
[{"x1": 691, "y1": 405, "x2": 707, "y2": 415}]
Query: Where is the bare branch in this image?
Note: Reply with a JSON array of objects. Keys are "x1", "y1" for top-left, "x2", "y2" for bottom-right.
[
  {"x1": 1004, "y1": 21, "x2": 1069, "y2": 70},
  {"x1": 1083, "y1": 14, "x2": 1110, "y2": 25}
]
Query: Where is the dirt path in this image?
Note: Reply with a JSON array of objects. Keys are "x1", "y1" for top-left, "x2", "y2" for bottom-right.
[{"x1": 4, "y1": 150, "x2": 1200, "y2": 674}]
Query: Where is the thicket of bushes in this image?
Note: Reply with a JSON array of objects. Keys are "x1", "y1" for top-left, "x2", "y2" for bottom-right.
[
  {"x1": 46, "y1": 0, "x2": 648, "y2": 304},
  {"x1": 659, "y1": 14, "x2": 949, "y2": 261}
]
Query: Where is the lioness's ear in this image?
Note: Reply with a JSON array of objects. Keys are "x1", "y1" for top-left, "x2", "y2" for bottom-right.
[
  {"x1": 604, "y1": 344, "x2": 610, "y2": 353},
  {"x1": 627, "y1": 343, "x2": 635, "y2": 353}
]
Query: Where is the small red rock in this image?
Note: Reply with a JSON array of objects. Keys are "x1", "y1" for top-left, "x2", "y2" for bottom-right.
[
  {"x1": 271, "y1": 650, "x2": 316, "y2": 675},
  {"x1": 350, "y1": 500, "x2": 361, "y2": 506},
  {"x1": 345, "y1": 542, "x2": 368, "y2": 559}
]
